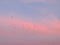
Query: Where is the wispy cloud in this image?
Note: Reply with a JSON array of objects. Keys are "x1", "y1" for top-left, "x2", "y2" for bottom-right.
[{"x1": 0, "y1": 13, "x2": 60, "y2": 36}]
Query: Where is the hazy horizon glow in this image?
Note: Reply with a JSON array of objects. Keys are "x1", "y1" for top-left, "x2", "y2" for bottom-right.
[{"x1": 0, "y1": 0, "x2": 60, "y2": 45}]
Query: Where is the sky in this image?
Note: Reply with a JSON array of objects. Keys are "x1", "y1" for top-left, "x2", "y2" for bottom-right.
[{"x1": 0, "y1": 0, "x2": 60, "y2": 45}]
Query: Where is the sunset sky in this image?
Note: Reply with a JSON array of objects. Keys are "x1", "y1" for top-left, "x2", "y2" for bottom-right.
[{"x1": 0, "y1": 0, "x2": 60, "y2": 45}]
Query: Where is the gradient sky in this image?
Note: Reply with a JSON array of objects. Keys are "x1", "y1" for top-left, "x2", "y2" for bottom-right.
[{"x1": 0, "y1": 0, "x2": 60, "y2": 45}]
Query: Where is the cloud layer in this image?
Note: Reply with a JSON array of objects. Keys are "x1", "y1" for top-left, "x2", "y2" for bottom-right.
[
  {"x1": 0, "y1": 13, "x2": 60, "y2": 37},
  {"x1": 0, "y1": 15, "x2": 60, "y2": 44}
]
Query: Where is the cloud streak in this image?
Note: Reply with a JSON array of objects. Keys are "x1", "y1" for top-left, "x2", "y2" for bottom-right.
[
  {"x1": 0, "y1": 13, "x2": 60, "y2": 44},
  {"x1": 0, "y1": 14, "x2": 60, "y2": 36}
]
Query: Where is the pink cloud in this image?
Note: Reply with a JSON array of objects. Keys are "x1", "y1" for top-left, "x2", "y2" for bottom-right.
[
  {"x1": 0, "y1": 14, "x2": 60, "y2": 36},
  {"x1": 0, "y1": 14, "x2": 60, "y2": 44},
  {"x1": 0, "y1": 17, "x2": 48, "y2": 32},
  {"x1": 41, "y1": 14, "x2": 60, "y2": 35}
]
